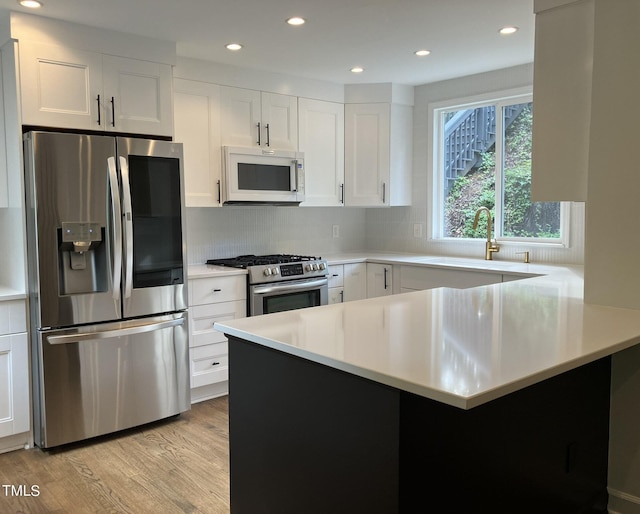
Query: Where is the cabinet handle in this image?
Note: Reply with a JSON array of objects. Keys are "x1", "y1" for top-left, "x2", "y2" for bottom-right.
[
  {"x1": 340, "y1": 290, "x2": 344, "y2": 303},
  {"x1": 96, "y1": 95, "x2": 101, "y2": 126},
  {"x1": 382, "y1": 182, "x2": 386, "y2": 204},
  {"x1": 212, "y1": 361, "x2": 220, "y2": 366},
  {"x1": 257, "y1": 122, "x2": 261, "y2": 146},
  {"x1": 340, "y1": 183, "x2": 344, "y2": 204},
  {"x1": 265, "y1": 123, "x2": 270, "y2": 147},
  {"x1": 217, "y1": 179, "x2": 221, "y2": 204},
  {"x1": 383, "y1": 267, "x2": 388, "y2": 290},
  {"x1": 110, "y1": 97, "x2": 116, "y2": 127},
  {"x1": 332, "y1": 274, "x2": 339, "y2": 277},
  {"x1": 212, "y1": 288, "x2": 222, "y2": 293}
]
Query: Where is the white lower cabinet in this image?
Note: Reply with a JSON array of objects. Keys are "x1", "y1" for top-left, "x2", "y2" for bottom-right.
[
  {"x1": 328, "y1": 264, "x2": 344, "y2": 304},
  {"x1": 367, "y1": 263, "x2": 394, "y2": 298},
  {"x1": 188, "y1": 275, "x2": 246, "y2": 403},
  {"x1": 328, "y1": 262, "x2": 368, "y2": 304},
  {"x1": 0, "y1": 300, "x2": 29, "y2": 453}
]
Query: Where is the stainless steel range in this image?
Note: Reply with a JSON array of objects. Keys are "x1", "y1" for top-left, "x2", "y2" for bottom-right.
[{"x1": 206, "y1": 254, "x2": 329, "y2": 316}]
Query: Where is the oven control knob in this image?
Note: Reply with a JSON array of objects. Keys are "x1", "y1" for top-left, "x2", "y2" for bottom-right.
[
  {"x1": 263, "y1": 268, "x2": 272, "y2": 276},
  {"x1": 318, "y1": 262, "x2": 327, "y2": 270},
  {"x1": 305, "y1": 264, "x2": 313, "y2": 272},
  {"x1": 272, "y1": 267, "x2": 279, "y2": 275}
]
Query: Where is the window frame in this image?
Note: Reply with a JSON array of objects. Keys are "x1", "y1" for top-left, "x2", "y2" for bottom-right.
[{"x1": 428, "y1": 86, "x2": 570, "y2": 247}]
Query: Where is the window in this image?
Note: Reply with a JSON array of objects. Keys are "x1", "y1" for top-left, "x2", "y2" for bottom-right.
[{"x1": 431, "y1": 90, "x2": 565, "y2": 243}]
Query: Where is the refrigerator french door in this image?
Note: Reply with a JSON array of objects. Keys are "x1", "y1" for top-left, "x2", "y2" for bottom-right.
[{"x1": 24, "y1": 131, "x2": 190, "y2": 448}]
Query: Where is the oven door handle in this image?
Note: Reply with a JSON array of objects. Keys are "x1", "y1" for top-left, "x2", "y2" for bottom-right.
[{"x1": 253, "y1": 278, "x2": 328, "y2": 295}]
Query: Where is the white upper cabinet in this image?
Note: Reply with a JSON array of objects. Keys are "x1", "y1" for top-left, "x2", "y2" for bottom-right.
[
  {"x1": 220, "y1": 86, "x2": 298, "y2": 150},
  {"x1": 174, "y1": 78, "x2": 222, "y2": 207},
  {"x1": 19, "y1": 42, "x2": 173, "y2": 137},
  {"x1": 298, "y1": 98, "x2": 345, "y2": 207},
  {"x1": 344, "y1": 102, "x2": 412, "y2": 207},
  {"x1": 101, "y1": 55, "x2": 173, "y2": 136},
  {"x1": 530, "y1": 0, "x2": 594, "y2": 202}
]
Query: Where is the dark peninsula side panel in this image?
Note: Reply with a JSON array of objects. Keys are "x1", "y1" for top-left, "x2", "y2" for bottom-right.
[
  {"x1": 228, "y1": 336, "x2": 611, "y2": 514},
  {"x1": 228, "y1": 337, "x2": 400, "y2": 514}
]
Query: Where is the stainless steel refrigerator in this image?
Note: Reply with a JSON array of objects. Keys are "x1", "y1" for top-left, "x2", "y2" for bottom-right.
[{"x1": 24, "y1": 131, "x2": 190, "y2": 448}]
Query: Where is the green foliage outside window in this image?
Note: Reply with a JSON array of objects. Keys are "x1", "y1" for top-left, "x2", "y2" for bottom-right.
[{"x1": 444, "y1": 103, "x2": 560, "y2": 239}]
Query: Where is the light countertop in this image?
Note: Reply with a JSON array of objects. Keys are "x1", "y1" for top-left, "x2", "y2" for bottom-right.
[
  {"x1": 187, "y1": 264, "x2": 248, "y2": 279},
  {"x1": 214, "y1": 255, "x2": 640, "y2": 409},
  {"x1": 0, "y1": 287, "x2": 26, "y2": 302}
]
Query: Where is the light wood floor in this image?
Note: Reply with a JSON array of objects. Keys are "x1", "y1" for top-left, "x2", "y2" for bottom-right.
[{"x1": 0, "y1": 397, "x2": 230, "y2": 513}]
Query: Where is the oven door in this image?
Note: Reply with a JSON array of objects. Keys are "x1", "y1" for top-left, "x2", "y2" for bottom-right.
[{"x1": 250, "y1": 277, "x2": 328, "y2": 316}]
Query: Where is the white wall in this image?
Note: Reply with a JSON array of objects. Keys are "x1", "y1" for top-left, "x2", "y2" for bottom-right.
[
  {"x1": 365, "y1": 63, "x2": 585, "y2": 265},
  {"x1": 186, "y1": 206, "x2": 366, "y2": 264}
]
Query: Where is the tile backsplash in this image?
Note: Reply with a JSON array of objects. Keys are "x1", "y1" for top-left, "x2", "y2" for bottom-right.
[{"x1": 186, "y1": 206, "x2": 367, "y2": 264}]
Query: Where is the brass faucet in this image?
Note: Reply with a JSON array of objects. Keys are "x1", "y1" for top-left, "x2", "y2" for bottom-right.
[{"x1": 472, "y1": 207, "x2": 500, "y2": 260}]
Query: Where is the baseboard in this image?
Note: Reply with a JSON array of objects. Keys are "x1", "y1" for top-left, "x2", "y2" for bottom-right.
[
  {"x1": 608, "y1": 487, "x2": 640, "y2": 514},
  {"x1": 0, "y1": 431, "x2": 30, "y2": 454},
  {"x1": 190, "y1": 381, "x2": 228, "y2": 404}
]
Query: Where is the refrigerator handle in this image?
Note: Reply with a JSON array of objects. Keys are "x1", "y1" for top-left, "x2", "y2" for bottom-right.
[
  {"x1": 119, "y1": 156, "x2": 134, "y2": 299},
  {"x1": 47, "y1": 317, "x2": 185, "y2": 345},
  {"x1": 107, "y1": 157, "x2": 122, "y2": 301}
]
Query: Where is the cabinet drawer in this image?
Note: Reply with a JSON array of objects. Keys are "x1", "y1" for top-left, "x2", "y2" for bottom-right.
[
  {"x1": 190, "y1": 343, "x2": 228, "y2": 388},
  {"x1": 0, "y1": 300, "x2": 27, "y2": 335},
  {"x1": 328, "y1": 264, "x2": 344, "y2": 288},
  {"x1": 189, "y1": 300, "x2": 246, "y2": 348},
  {"x1": 190, "y1": 275, "x2": 246, "y2": 306}
]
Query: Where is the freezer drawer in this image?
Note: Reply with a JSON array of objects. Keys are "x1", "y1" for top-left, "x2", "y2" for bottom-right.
[{"x1": 33, "y1": 312, "x2": 189, "y2": 448}]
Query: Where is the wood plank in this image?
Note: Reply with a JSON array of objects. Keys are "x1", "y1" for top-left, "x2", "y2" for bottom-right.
[{"x1": 0, "y1": 397, "x2": 230, "y2": 513}]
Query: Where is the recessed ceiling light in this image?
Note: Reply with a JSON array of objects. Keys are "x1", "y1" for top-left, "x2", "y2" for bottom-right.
[
  {"x1": 225, "y1": 43, "x2": 243, "y2": 51},
  {"x1": 350, "y1": 66, "x2": 364, "y2": 74},
  {"x1": 18, "y1": 0, "x2": 42, "y2": 8},
  {"x1": 415, "y1": 49, "x2": 431, "y2": 57},
  {"x1": 499, "y1": 26, "x2": 518, "y2": 35},
  {"x1": 286, "y1": 17, "x2": 306, "y2": 26}
]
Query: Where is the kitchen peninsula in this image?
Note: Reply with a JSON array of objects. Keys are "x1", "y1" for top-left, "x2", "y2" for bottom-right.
[{"x1": 215, "y1": 259, "x2": 640, "y2": 513}]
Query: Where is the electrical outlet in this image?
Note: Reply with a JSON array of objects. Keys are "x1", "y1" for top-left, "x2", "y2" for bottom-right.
[
  {"x1": 332, "y1": 225, "x2": 340, "y2": 238},
  {"x1": 413, "y1": 223, "x2": 423, "y2": 238}
]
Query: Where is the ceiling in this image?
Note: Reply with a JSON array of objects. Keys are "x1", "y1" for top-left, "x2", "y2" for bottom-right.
[{"x1": 0, "y1": 0, "x2": 535, "y2": 86}]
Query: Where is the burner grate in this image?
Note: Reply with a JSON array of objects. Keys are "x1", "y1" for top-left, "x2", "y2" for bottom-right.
[{"x1": 206, "y1": 254, "x2": 322, "y2": 268}]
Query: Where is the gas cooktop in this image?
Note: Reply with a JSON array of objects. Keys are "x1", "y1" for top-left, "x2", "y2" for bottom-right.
[
  {"x1": 206, "y1": 254, "x2": 328, "y2": 285},
  {"x1": 206, "y1": 254, "x2": 322, "y2": 269}
]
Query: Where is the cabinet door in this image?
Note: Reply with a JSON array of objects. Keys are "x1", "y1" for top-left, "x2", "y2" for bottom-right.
[
  {"x1": 328, "y1": 287, "x2": 344, "y2": 305},
  {"x1": 299, "y1": 98, "x2": 345, "y2": 206},
  {"x1": 0, "y1": 333, "x2": 29, "y2": 438},
  {"x1": 19, "y1": 42, "x2": 103, "y2": 130},
  {"x1": 366, "y1": 263, "x2": 393, "y2": 298},
  {"x1": 261, "y1": 92, "x2": 298, "y2": 150},
  {"x1": 102, "y1": 56, "x2": 173, "y2": 137},
  {"x1": 344, "y1": 262, "x2": 367, "y2": 301},
  {"x1": 174, "y1": 79, "x2": 222, "y2": 207},
  {"x1": 345, "y1": 103, "x2": 390, "y2": 206},
  {"x1": 220, "y1": 86, "x2": 262, "y2": 147},
  {"x1": 531, "y1": 0, "x2": 593, "y2": 202}
]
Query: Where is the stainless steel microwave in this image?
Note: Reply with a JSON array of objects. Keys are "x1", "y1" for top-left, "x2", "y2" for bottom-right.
[{"x1": 222, "y1": 146, "x2": 305, "y2": 205}]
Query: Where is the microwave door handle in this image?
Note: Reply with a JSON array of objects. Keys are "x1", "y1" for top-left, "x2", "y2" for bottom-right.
[
  {"x1": 107, "y1": 157, "x2": 122, "y2": 301},
  {"x1": 292, "y1": 160, "x2": 299, "y2": 192},
  {"x1": 119, "y1": 156, "x2": 134, "y2": 299}
]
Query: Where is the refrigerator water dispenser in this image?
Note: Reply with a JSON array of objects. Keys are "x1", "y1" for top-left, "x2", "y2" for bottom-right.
[{"x1": 58, "y1": 221, "x2": 107, "y2": 295}]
